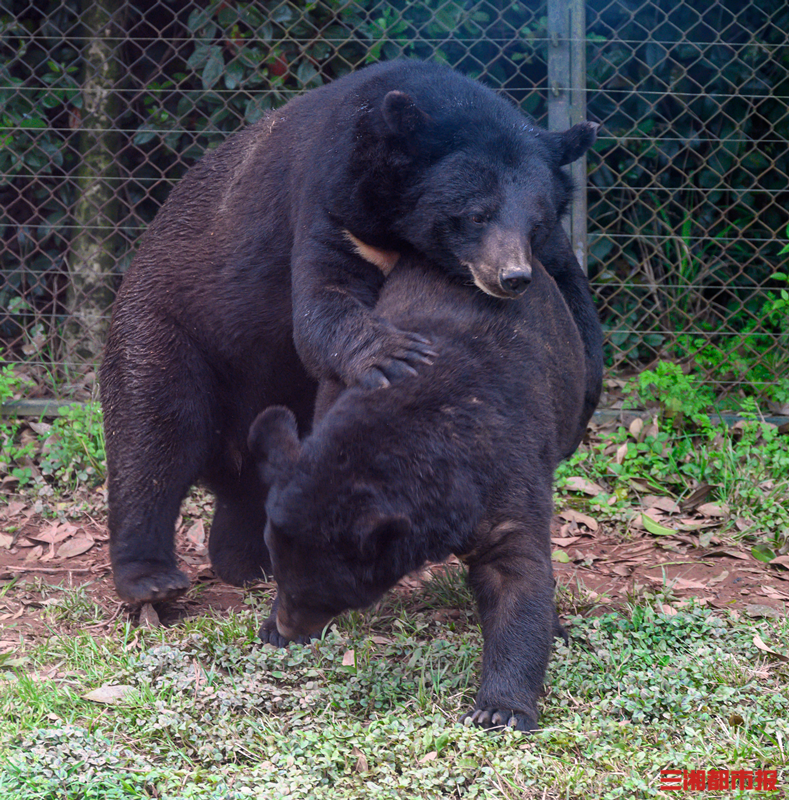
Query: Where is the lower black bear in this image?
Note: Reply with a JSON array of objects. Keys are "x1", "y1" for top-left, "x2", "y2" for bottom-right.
[
  {"x1": 100, "y1": 58, "x2": 601, "y2": 604},
  {"x1": 249, "y1": 250, "x2": 593, "y2": 732}
]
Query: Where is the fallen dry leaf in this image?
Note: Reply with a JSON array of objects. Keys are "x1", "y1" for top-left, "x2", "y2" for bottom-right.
[
  {"x1": 753, "y1": 634, "x2": 788, "y2": 661},
  {"x1": 27, "y1": 523, "x2": 77, "y2": 546},
  {"x1": 27, "y1": 421, "x2": 51, "y2": 437},
  {"x1": 761, "y1": 586, "x2": 789, "y2": 601},
  {"x1": 610, "y1": 564, "x2": 632, "y2": 577},
  {"x1": 558, "y1": 509, "x2": 599, "y2": 531},
  {"x1": 679, "y1": 483, "x2": 714, "y2": 511},
  {"x1": 696, "y1": 502, "x2": 730, "y2": 517},
  {"x1": 420, "y1": 752, "x2": 438, "y2": 764},
  {"x1": 342, "y1": 649, "x2": 355, "y2": 667},
  {"x1": 643, "y1": 417, "x2": 660, "y2": 439},
  {"x1": 672, "y1": 578, "x2": 709, "y2": 591},
  {"x1": 648, "y1": 497, "x2": 680, "y2": 514},
  {"x1": 139, "y1": 603, "x2": 161, "y2": 628},
  {"x1": 83, "y1": 685, "x2": 136, "y2": 705},
  {"x1": 351, "y1": 746, "x2": 368, "y2": 773},
  {"x1": 15, "y1": 537, "x2": 39, "y2": 548},
  {"x1": 706, "y1": 548, "x2": 750, "y2": 561},
  {"x1": 2, "y1": 501, "x2": 26, "y2": 518},
  {"x1": 551, "y1": 535, "x2": 581, "y2": 547},
  {"x1": 563, "y1": 477, "x2": 605, "y2": 496},
  {"x1": 25, "y1": 544, "x2": 44, "y2": 562},
  {"x1": 57, "y1": 535, "x2": 95, "y2": 559},
  {"x1": 707, "y1": 570, "x2": 729, "y2": 586},
  {"x1": 185, "y1": 519, "x2": 206, "y2": 550},
  {"x1": 744, "y1": 604, "x2": 780, "y2": 619}
]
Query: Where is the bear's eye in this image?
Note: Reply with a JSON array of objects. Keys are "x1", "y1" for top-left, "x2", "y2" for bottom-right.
[{"x1": 469, "y1": 213, "x2": 488, "y2": 226}]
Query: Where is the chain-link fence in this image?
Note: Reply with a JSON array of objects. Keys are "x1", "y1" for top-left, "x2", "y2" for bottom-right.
[
  {"x1": 1, "y1": 0, "x2": 788, "y2": 407},
  {"x1": 586, "y1": 0, "x2": 789, "y2": 408}
]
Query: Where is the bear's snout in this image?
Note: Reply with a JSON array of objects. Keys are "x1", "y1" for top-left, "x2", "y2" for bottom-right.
[
  {"x1": 276, "y1": 596, "x2": 333, "y2": 641},
  {"x1": 499, "y1": 266, "x2": 532, "y2": 296}
]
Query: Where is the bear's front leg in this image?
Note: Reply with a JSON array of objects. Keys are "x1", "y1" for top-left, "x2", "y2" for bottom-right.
[
  {"x1": 290, "y1": 238, "x2": 437, "y2": 388},
  {"x1": 534, "y1": 227, "x2": 603, "y2": 436},
  {"x1": 463, "y1": 544, "x2": 558, "y2": 732}
]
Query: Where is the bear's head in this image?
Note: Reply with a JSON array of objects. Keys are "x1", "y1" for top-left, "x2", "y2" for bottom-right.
[
  {"x1": 346, "y1": 73, "x2": 599, "y2": 299},
  {"x1": 248, "y1": 405, "x2": 414, "y2": 641}
]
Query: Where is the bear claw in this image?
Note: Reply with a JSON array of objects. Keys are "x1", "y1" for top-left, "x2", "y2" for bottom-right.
[
  {"x1": 461, "y1": 707, "x2": 538, "y2": 733},
  {"x1": 113, "y1": 563, "x2": 191, "y2": 605},
  {"x1": 258, "y1": 619, "x2": 314, "y2": 648}
]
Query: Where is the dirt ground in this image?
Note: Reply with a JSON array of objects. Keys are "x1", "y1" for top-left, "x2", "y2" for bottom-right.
[{"x1": 1, "y1": 492, "x2": 788, "y2": 652}]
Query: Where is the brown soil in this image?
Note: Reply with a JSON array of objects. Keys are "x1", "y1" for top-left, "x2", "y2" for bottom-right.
[{"x1": 1, "y1": 492, "x2": 787, "y2": 653}]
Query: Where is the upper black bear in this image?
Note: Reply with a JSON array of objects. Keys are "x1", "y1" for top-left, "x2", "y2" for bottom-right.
[
  {"x1": 249, "y1": 250, "x2": 592, "y2": 732},
  {"x1": 100, "y1": 58, "x2": 601, "y2": 604}
]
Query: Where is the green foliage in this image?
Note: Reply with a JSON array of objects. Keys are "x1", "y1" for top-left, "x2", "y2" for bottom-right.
[
  {"x1": 0, "y1": 382, "x2": 104, "y2": 489},
  {"x1": 38, "y1": 401, "x2": 105, "y2": 487},
  {"x1": 556, "y1": 407, "x2": 789, "y2": 547},
  {"x1": 0, "y1": 354, "x2": 35, "y2": 486},
  {"x1": 3, "y1": 0, "x2": 789, "y2": 404},
  {"x1": 1, "y1": 599, "x2": 786, "y2": 799},
  {"x1": 626, "y1": 361, "x2": 715, "y2": 427},
  {"x1": 667, "y1": 270, "x2": 789, "y2": 404},
  {"x1": 0, "y1": 3, "x2": 81, "y2": 348},
  {"x1": 1, "y1": 0, "x2": 548, "y2": 367},
  {"x1": 587, "y1": 0, "x2": 789, "y2": 377}
]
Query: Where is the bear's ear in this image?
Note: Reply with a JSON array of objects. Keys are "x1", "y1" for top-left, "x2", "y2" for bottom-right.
[
  {"x1": 248, "y1": 406, "x2": 301, "y2": 483},
  {"x1": 381, "y1": 90, "x2": 433, "y2": 137},
  {"x1": 357, "y1": 515, "x2": 411, "y2": 562},
  {"x1": 550, "y1": 121, "x2": 600, "y2": 166}
]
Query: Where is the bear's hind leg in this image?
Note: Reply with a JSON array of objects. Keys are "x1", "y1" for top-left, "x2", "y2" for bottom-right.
[
  {"x1": 208, "y1": 460, "x2": 272, "y2": 586},
  {"x1": 107, "y1": 435, "x2": 207, "y2": 605},
  {"x1": 102, "y1": 334, "x2": 216, "y2": 605}
]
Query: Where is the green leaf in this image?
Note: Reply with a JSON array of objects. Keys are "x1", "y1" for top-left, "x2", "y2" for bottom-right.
[
  {"x1": 551, "y1": 550, "x2": 570, "y2": 563},
  {"x1": 296, "y1": 61, "x2": 321, "y2": 88},
  {"x1": 133, "y1": 125, "x2": 157, "y2": 146},
  {"x1": 751, "y1": 544, "x2": 775, "y2": 563},
  {"x1": 270, "y1": 5, "x2": 294, "y2": 25},
  {"x1": 641, "y1": 514, "x2": 674, "y2": 537},
  {"x1": 202, "y1": 47, "x2": 225, "y2": 90},
  {"x1": 187, "y1": 43, "x2": 212, "y2": 70},
  {"x1": 224, "y1": 60, "x2": 245, "y2": 90}
]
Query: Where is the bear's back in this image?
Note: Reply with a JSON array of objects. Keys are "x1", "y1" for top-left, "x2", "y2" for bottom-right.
[
  {"x1": 378, "y1": 259, "x2": 586, "y2": 431},
  {"x1": 336, "y1": 257, "x2": 588, "y2": 473}
]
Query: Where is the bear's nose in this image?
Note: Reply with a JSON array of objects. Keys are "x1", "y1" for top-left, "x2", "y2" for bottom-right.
[{"x1": 499, "y1": 269, "x2": 532, "y2": 296}]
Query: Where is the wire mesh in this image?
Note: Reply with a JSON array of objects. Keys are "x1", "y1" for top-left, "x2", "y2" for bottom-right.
[
  {"x1": 1, "y1": 0, "x2": 787, "y2": 407},
  {"x1": 585, "y1": 0, "x2": 789, "y2": 406}
]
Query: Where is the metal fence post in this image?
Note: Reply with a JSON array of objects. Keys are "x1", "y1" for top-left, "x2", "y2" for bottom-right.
[{"x1": 548, "y1": 0, "x2": 588, "y2": 274}]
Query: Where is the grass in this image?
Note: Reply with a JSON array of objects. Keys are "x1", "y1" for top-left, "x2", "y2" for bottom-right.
[
  {"x1": 2, "y1": 359, "x2": 789, "y2": 797},
  {"x1": 554, "y1": 375, "x2": 789, "y2": 556},
  {"x1": 0, "y1": 577, "x2": 787, "y2": 800}
]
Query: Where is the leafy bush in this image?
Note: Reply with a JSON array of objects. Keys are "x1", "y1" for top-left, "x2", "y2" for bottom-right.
[{"x1": 38, "y1": 401, "x2": 105, "y2": 488}]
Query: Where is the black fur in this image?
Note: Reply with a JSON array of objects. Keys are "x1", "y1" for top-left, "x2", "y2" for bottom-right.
[
  {"x1": 250, "y1": 251, "x2": 594, "y2": 732},
  {"x1": 100, "y1": 59, "x2": 601, "y2": 604}
]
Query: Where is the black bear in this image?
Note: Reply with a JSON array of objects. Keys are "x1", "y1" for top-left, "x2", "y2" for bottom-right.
[
  {"x1": 249, "y1": 249, "x2": 593, "y2": 732},
  {"x1": 100, "y1": 58, "x2": 601, "y2": 604}
]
